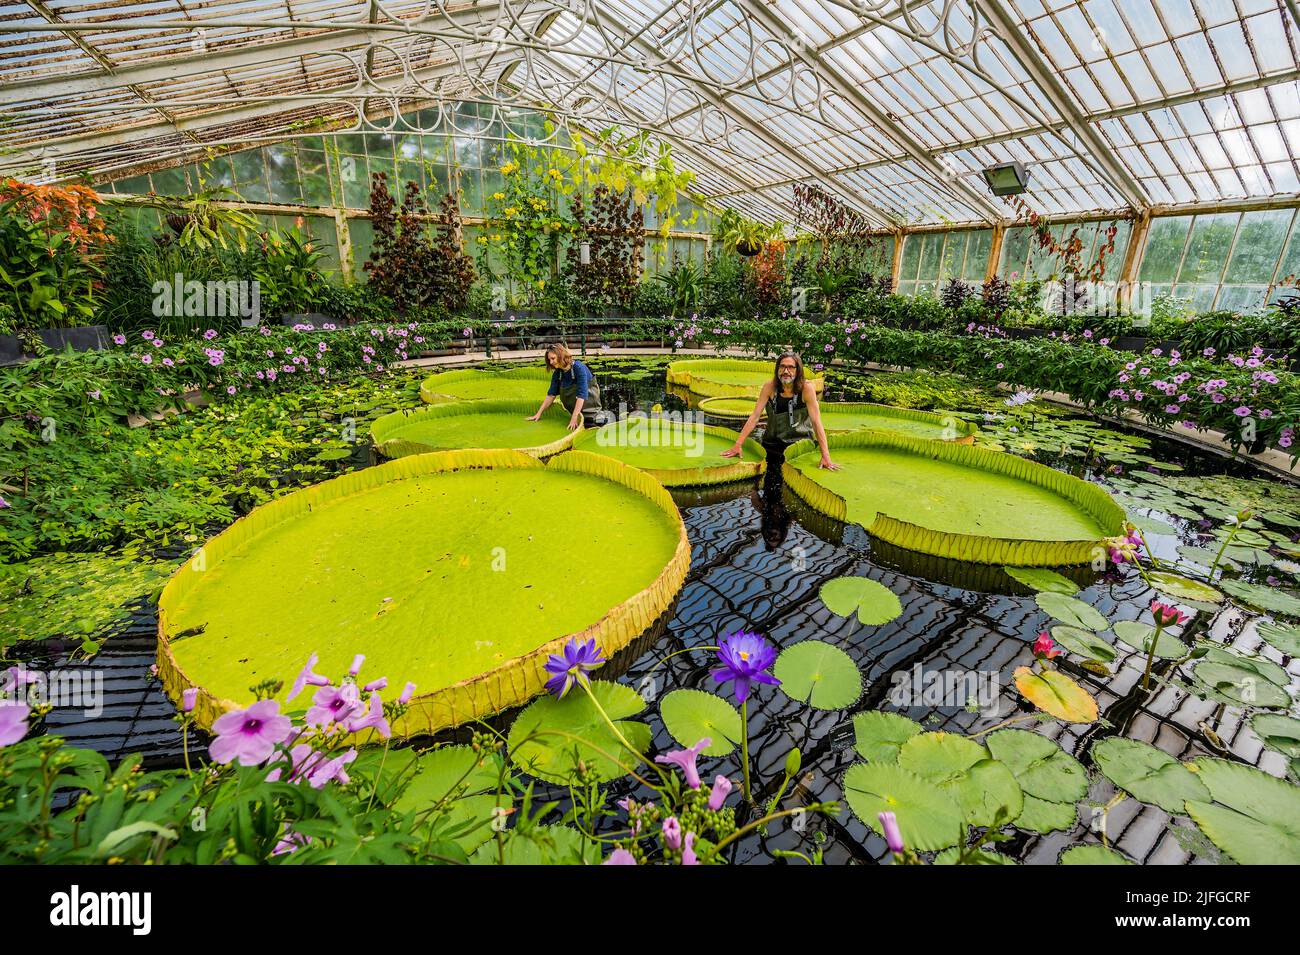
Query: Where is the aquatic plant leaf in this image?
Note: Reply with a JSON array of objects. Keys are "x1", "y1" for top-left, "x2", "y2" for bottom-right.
[
  {"x1": 1112, "y1": 620, "x2": 1185, "y2": 659},
  {"x1": 1004, "y1": 567, "x2": 1079, "y2": 594},
  {"x1": 1093, "y1": 738, "x2": 1209, "y2": 814},
  {"x1": 1051, "y1": 625, "x2": 1117, "y2": 663},
  {"x1": 572, "y1": 422, "x2": 765, "y2": 486},
  {"x1": 469, "y1": 825, "x2": 602, "y2": 865},
  {"x1": 985, "y1": 728, "x2": 1089, "y2": 803},
  {"x1": 852, "y1": 711, "x2": 923, "y2": 763},
  {"x1": 1059, "y1": 845, "x2": 1133, "y2": 865},
  {"x1": 774, "y1": 640, "x2": 863, "y2": 710},
  {"x1": 1146, "y1": 571, "x2": 1224, "y2": 606},
  {"x1": 898, "y1": 732, "x2": 1023, "y2": 828},
  {"x1": 1218, "y1": 578, "x2": 1300, "y2": 617},
  {"x1": 1256, "y1": 621, "x2": 1300, "y2": 657},
  {"x1": 659, "y1": 689, "x2": 743, "y2": 756},
  {"x1": 1250, "y1": 713, "x2": 1300, "y2": 758},
  {"x1": 1035, "y1": 592, "x2": 1108, "y2": 631},
  {"x1": 508, "y1": 680, "x2": 650, "y2": 784},
  {"x1": 1014, "y1": 794, "x2": 1078, "y2": 834},
  {"x1": 843, "y1": 762, "x2": 965, "y2": 851},
  {"x1": 933, "y1": 846, "x2": 1017, "y2": 865},
  {"x1": 1013, "y1": 666, "x2": 1098, "y2": 723},
  {"x1": 819, "y1": 576, "x2": 902, "y2": 625},
  {"x1": 1190, "y1": 659, "x2": 1292, "y2": 709},
  {"x1": 393, "y1": 745, "x2": 504, "y2": 810},
  {"x1": 1185, "y1": 758, "x2": 1300, "y2": 865}
]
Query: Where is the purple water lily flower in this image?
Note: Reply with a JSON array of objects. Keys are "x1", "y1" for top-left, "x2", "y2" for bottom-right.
[
  {"x1": 306, "y1": 682, "x2": 362, "y2": 726},
  {"x1": 209, "y1": 700, "x2": 292, "y2": 766},
  {"x1": 708, "y1": 774, "x2": 733, "y2": 810},
  {"x1": 711, "y1": 630, "x2": 780, "y2": 704},
  {"x1": 0, "y1": 701, "x2": 30, "y2": 747},
  {"x1": 602, "y1": 847, "x2": 637, "y2": 865},
  {"x1": 655, "y1": 737, "x2": 711, "y2": 788},
  {"x1": 879, "y1": 810, "x2": 905, "y2": 854},
  {"x1": 287, "y1": 652, "x2": 330, "y2": 702},
  {"x1": 543, "y1": 638, "x2": 606, "y2": 699}
]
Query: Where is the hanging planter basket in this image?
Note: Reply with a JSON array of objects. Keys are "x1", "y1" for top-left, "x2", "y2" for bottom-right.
[
  {"x1": 735, "y1": 238, "x2": 762, "y2": 257},
  {"x1": 165, "y1": 212, "x2": 218, "y2": 236}
]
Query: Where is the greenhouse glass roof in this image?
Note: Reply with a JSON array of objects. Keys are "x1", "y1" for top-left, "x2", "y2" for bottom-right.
[{"x1": 1, "y1": 0, "x2": 1298, "y2": 227}]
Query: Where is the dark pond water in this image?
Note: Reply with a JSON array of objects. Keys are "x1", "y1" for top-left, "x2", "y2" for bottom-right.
[{"x1": 22, "y1": 355, "x2": 1300, "y2": 864}]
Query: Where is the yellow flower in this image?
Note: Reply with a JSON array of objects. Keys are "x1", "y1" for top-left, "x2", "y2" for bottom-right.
[
  {"x1": 476, "y1": 235, "x2": 487, "y2": 244},
  {"x1": 491, "y1": 191, "x2": 505, "y2": 201},
  {"x1": 501, "y1": 162, "x2": 517, "y2": 175},
  {"x1": 505, "y1": 207, "x2": 517, "y2": 216}
]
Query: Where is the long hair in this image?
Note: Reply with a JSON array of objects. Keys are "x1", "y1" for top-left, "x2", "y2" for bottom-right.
[
  {"x1": 772, "y1": 351, "x2": 805, "y2": 396},
  {"x1": 544, "y1": 343, "x2": 573, "y2": 370}
]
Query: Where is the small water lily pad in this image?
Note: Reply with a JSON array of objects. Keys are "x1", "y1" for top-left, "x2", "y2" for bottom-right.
[
  {"x1": 1190, "y1": 657, "x2": 1292, "y2": 709},
  {"x1": 1257, "y1": 621, "x2": 1300, "y2": 656},
  {"x1": 774, "y1": 640, "x2": 863, "y2": 710},
  {"x1": 1218, "y1": 578, "x2": 1300, "y2": 617},
  {"x1": 934, "y1": 846, "x2": 1017, "y2": 865},
  {"x1": 1146, "y1": 571, "x2": 1224, "y2": 606},
  {"x1": 659, "y1": 689, "x2": 743, "y2": 757},
  {"x1": 1176, "y1": 545, "x2": 1237, "y2": 571},
  {"x1": 1185, "y1": 758, "x2": 1300, "y2": 864},
  {"x1": 820, "y1": 576, "x2": 903, "y2": 625},
  {"x1": 1051, "y1": 625, "x2": 1117, "y2": 663},
  {"x1": 1013, "y1": 666, "x2": 1099, "y2": 723},
  {"x1": 898, "y1": 732, "x2": 1023, "y2": 828},
  {"x1": 1035, "y1": 592, "x2": 1108, "y2": 631},
  {"x1": 1015, "y1": 794, "x2": 1078, "y2": 834},
  {"x1": 843, "y1": 762, "x2": 965, "y2": 851},
  {"x1": 1112, "y1": 620, "x2": 1185, "y2": 659},
  {"x1": 508, "y1": 680, "x2": 650, "y2": 784},
  {"x1": 986, "y1": 728, "x2": 1089, "y2": 803},
  {"x1": 1059, "y1": 845, "x2": 1133, "y2": 865},
  {"x1": 1004, "y1": 567, "x2": 1079, "y2": 594},
  {"x1": 1132, "y1": 514, "x2": 1179, "y2": 537},
  {"x1": 1250, "y1": 713, "x2": 1300, "y2": 758},
  {"x1": 852, "y1": 711, "x2": 923, "y2": 763},
  {"x1": 1092, "y1": 738, "x2": 1209, "y2": 814}
]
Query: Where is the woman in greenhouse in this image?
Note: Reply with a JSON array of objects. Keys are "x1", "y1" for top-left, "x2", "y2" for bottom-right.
[
  {"x1": 722, "y1": 351, "x2": 838, "y2": 479},
  {"x1": 528, "y1": 343, "x2": 605, "y2": 430}
]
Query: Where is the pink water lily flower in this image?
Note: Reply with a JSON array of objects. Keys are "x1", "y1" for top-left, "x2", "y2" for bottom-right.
[
  {"x1": 209, "y1": 700, "x2": 292, "y2": 766},
  {"x1": 1150, "y1": 601, "x2": 1188, "y2": 628},
  {"x1": 1032, "y1": 631, "x2": 1061, "y2": 659}
]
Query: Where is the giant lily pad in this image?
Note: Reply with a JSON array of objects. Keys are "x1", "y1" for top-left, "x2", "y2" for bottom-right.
[
  {"x1": 371, "y1": 399, "x2": 577, "y2": 459},
  {"x1": 783, "y1": 431, "x2": 1126, "y2": 567},
  {"x1": 156, "y1": 450, "x2": 690, "y2": 738},
  {"x1": 897, "y1": 732, "x2": 1023, "y2": 827},
  {"x1": 697, "y1": 396, "x2": 763, "y2": 421},
  {"x1": 819, "y1": 576, "x2": 903, "y2": 625},
  {"x1": 1092, "y1": 738, "x2": 1209, "y2": 814},
  {"x1": 572, "y1": 421, "x2": 764, "y2": 486},
  {"x1": 1013, "y1": 666, "x2": 1099, "y2": 723},
  {"x1": 659, "y1": 689, "x2": 743, "y2": 757},
  {"x1": 852, "y1": 711, "x2": 923, "y2": 763},
  {"x1": 842, "y1": 762, "x2": 965, "y2": 851},
  {"x1": 774, "y1": 640, "x2": 862, "y2": 710},
  {"x1": 419, "y1": 365, "x2": 552, "y2": 404},
  {"x1": 817, "y1": 403, "x2": 977, "y2": 443},
  {"x1": 508, "y1": 679, "x2": 651, "y2": 784},
  {"x1": 666, "y1": 358, "x2": 824, "y2": 398},
  {"x1": 1185, "y1": 758, "x2": 1300, "y2": 864}
]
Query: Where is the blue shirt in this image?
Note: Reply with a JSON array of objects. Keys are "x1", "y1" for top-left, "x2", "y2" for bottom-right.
[{"x1": 547, "y1": 360, "x2": 593, "y2": 400}]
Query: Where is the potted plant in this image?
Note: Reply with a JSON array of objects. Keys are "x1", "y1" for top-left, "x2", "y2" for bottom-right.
[
  {"x1": 253, "y1": 226, "x2": 333, "y2": 325},
  {"x1": 717, "y1": 208, "x2": 782, "y2": 257}
]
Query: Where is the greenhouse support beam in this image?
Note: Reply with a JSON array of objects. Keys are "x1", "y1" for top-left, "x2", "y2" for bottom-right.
[
  {"x1": 729, "y1": 0, "x2": 1006, "y2": 225},
  {"x1": 1116, "y1": 209, "x2": 1151, "y2": 311},
  {"x1": 986, "y1": 224, "x2": 1006, "y2": 283},
  {"x1": 973, "y1": 0, "x2": 1149, "y2": 212}
]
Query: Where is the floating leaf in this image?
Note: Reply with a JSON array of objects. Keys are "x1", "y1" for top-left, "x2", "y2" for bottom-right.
[
  {"x1": 852, "y1": 711, "x2": 923, "y2": 763},
  {"x1": 1059, "y1": 845, "x2": 1133, "y2": 865},
  {"x1": 986, "y1": 728, "x2": 1089, "y2": 803},
  {"x1": 1004, "y1": 567, "x2": 1079, "y2": 594},
  {"x1": 842, "y1": 762, "x2": 965, "y2": 851},
  {"x1": 1185, "y1": 758, "x2": 1300, "y2": 864},
  {"x1": 508, "y1": 680, "x2": 650, "y2": 784},
  {"x1": 897, "y1": 732, "x2": 1023, "y2": 828},
  {"x1": 1013, "y1": 666, "x2": 1098, "y2": 723},
  {"x1": 1015, "y1": 794, "x2": 1078, "y2": 834},
  {"x1": 1131, "y1": 514, "x2": 1179, "y2": 537},
  {"x1": 1218, "y1": 578, "x2": 1300, "y2": 617},
  {"x1": 1258, "y1": 621, "x2": 1300, "y2": 656},
  {"x1": 1250, "y1": 713, "x2": 1300, "y2": 758},
  {"x1": 659, "y1": 689, "x2": 743, "y2": 757},
  {"x1": 1092, "y1": 738, "x2": 1209, "y2": 814},
  {"x1": 934, "y1": 846, "x2": 1017, "y2": 865},
  {"x1": 1112, "y1": 620, "x2": 1185, "y2": 659},
  {"x1": 1050, "y1": 625, "x2": 1117, "y2": 663},
  {"x1": 1146, "y1": 571, "x2": 1224, "y2": 606},
  {"x1": 1190, "y1": 658, "x2": 1292, "y2": 709},
  {"x1": 819, "y1": 576, "x2": 902, "y2": 625},
  {"x1": 469, "y1": 825, "x2": 601, "y2": 865},
  {"x1": 1034, "y1": 592, "x2": 1107, "y2": 631},
  {"x1": 1176, "y1": 545, "x2": 1237, "y2": 571},
  {"x1": 774, "y1": 640, "x2": 862, "y2": 710},
  {"x1": 393, "y1": 745, "x2": 504, "y2": 813}
]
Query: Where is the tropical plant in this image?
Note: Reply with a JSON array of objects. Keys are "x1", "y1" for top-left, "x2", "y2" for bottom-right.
[
  {"x1": 254, "y1": 226, "x2": 331, "y2": 317},
  {"x1": 654, "y1": 258, "x2": 703, "y2": 317}
]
